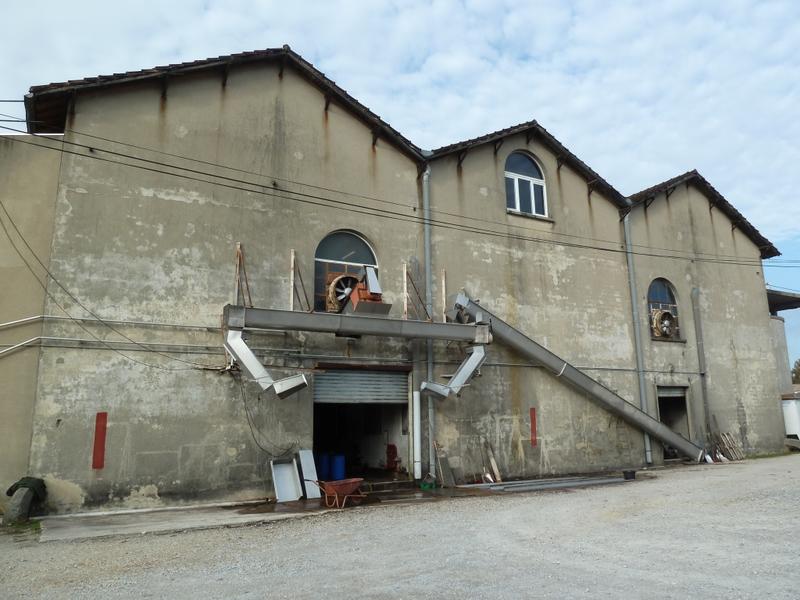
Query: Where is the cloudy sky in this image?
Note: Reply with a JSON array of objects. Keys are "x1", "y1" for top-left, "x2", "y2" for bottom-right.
[{"x1": 1, "y1": 0, "x2": 798, "y2": 366}]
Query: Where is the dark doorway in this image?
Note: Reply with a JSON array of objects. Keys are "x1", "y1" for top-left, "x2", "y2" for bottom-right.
[
  {"x1": 657, "y1": 387, "x2": 690, "y2": 460},
  {"x1": 313, "y1": 402, "x2": 408, "y2": 481}
]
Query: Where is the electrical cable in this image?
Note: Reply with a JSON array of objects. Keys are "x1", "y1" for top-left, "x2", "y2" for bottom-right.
[
  {"x1": 0, "y1": 199, "x2": 222, "y2": 370},
  {"x1": 0, "y1": 113, "x2": 796, "y2": 266},
  {"x1": 0, "y1": 213, "x2": 213, "y2": 371},
  {"x1": 3, "y1": 112, "x2": 793, "y2": 265},
  {"x1": 6, "y1": 121, "x2": 800, "y2": 268},
  {"x1": 238, "y1": 376, "x2": 297, "y2": 457},
  {"x1": 2, "y1": 128, "x2": 797, "y2": 270}
]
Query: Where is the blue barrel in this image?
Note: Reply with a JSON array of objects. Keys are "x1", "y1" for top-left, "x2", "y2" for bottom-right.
[
  {"x1": 331, "y1": 454, "x2": 346, "y2": 481},
  {"x1": 317, "y1": 453, "x2": 331, "y2": 480}
]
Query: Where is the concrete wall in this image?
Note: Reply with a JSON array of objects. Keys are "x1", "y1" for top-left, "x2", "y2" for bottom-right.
[
  {"x1": 0, "y1": 135, "x2": 61, "y2": 513},
  {"x1": 427, "y1": 137, "x2": 645, "y2": 480},
  {"x1": 24, "y1": 62, "x2": 425, "y2": 511},
  {"x1": 771, "y1": 316, "x2": 793, "y2": 395},
  {"x1": 628, "y1": 183, "x2": 785, "y2": 456},
  {"x1": 5, "y1": 59, "x2": 788, "y2": 510}
]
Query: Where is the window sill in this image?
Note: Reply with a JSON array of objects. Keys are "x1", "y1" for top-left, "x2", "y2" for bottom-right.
[
  {"x1": 650, "y1": 337, "x2": 686, "y2": 344},
  {"x1": 506, "y1": 209, "x2": 554, "y2": 223}
]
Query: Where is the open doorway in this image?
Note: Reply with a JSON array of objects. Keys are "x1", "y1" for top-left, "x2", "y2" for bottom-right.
[
  {"x1": 313, "y1": 403, "x2": 408, "y2": 480},
  {"x1": 312, "y1": 369, "x2": 410, "y2": 482},
  {"x1": 657, "y1": 386, "x2": 690, "y2": 460}
]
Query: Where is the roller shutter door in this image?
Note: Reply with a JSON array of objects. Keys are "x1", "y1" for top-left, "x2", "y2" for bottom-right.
[{"x1": 313, "y1": 370, "x2": 408, "y2": 404}]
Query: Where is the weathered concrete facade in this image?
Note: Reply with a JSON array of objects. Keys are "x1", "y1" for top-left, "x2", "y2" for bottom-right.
[{"x1": 0, "y1": 48, "x2": 788, "y2": 513}]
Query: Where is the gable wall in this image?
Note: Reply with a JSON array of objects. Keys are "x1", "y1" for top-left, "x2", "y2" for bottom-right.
[
  {"x1": 628, "y1": 183, "x2": 784, "y2": 456},
  {"x1": 25, "y1": 63, "x2": 426, "y2": 510},
  {"x1": 426, "y1": 137, "x2": 646, "y2": 478},
  {"x1": 0, "y1": 136, "x2": 61, "y2": 513}
]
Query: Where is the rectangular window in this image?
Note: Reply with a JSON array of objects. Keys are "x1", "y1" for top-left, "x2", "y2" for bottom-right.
[
  {"x1": 518, "y1": 179, "x2": 532, "y2": 213},
  {"x1": 533, "y1": 184, "x2": 545, "y2": 215},
  {"x1": 505, "y1": 177, "x2": 515, "y2": 210}
]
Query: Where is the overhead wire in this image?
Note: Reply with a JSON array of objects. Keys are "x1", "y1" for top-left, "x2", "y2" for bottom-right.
[
  {"x1": 1, "y1": 126, "x2": 797, "y2": 270},
  {"x1": 0, "y1": 197, "x2": 222, "y2": 371},
  {"x1": 3, "y1": 120, "x2": 799, "y2": 268},
  {"x1": 0, "y1": 212, "x2": 211, "y2": 371},
  {"x1": 3, "y1": 114, "x2": 797, "y2": 266},
  {"x1": 237, "y1": 376, "x2": 297, "y2": 457}
]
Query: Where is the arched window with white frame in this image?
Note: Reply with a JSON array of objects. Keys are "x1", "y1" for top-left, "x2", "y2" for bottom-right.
[
  {"x1": 504, "y1": 152, "x2": 547, "y2": 217},
  {"x1": 648, "y1": 278, "x2": 680, "y2": 340},
  {"x1": 314, "y1": 231, "x2": 378, "y2": 312}
]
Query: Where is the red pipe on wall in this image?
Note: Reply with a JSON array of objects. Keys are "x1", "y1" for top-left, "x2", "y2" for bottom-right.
[
  {"x1": 530, "y1": 408, "x2": 537, "y2": 447},
  {"x1": 92, "y1": 412, "x2": 108, "y2": 469}
]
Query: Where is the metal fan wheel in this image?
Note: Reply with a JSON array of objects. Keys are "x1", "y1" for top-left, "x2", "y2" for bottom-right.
[
  {"x1": 334, "y1": 276, "x2": 359, "y2": 301},
  {"x1": 658, "y1": 311, "x2": 676, "y2": 336}
]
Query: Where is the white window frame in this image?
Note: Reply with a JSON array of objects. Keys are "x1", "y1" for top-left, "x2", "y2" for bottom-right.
[{"x1": 504, "y1": 161, "x2": 548, "y2": 218}]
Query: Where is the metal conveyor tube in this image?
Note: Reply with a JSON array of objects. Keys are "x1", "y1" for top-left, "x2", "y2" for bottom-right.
[{"x1": 455, "y1": 293, "x2": 704, "y2": 462}]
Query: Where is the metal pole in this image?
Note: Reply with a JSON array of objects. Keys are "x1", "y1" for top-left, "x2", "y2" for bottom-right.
[
  {"x1": 623, "y1": 211, "x2": 653, "y2": 464},
  {"x1": 413, "y1": 391, "x2": 422, "y2": 479},
  {"x1": 423, "y1": 164, "x2": 435, "y2": 477},
  {"x1": 691, "y1": 287, "x2": 712, "y2": 448}
]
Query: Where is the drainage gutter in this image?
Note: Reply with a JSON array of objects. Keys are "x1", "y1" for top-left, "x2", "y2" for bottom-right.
[{"x1": 622, "y1": 208, "x2": 653, "y2": 463}]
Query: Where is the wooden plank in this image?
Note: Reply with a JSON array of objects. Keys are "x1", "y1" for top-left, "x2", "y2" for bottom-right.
[{"x1": 483, "y1": 437, "x2": 502, "y2": 483}]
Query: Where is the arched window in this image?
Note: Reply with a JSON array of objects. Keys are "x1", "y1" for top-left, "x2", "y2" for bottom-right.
[
  {"x1": 504, "y1": 152, "x2": 547, "y2": 217},
  {"x1": 314, "y1": 231, "x2": 378, "y2": 312},
  {"x1": 648, "y1": 278, "x2": 680, "y2": 339}
]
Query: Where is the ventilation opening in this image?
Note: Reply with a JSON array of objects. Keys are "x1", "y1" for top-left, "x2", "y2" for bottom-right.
[{"x1": 657, "y1": 388, "x2": 689, "y2": 460}]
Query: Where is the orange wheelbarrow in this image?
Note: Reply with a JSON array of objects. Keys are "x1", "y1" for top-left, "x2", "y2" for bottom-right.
[{"x1": 307, "y1": 478, "x2": 367, "y2": 508}]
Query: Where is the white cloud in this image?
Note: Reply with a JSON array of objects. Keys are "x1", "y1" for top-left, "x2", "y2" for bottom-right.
[{"x1": 2, "y1": 1, "x2": 800, "y2": 242}]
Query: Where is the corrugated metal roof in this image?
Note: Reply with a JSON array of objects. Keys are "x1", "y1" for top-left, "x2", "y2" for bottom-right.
[{"x1": 629, "y1": 170, "x2": 779, "y2": 259}]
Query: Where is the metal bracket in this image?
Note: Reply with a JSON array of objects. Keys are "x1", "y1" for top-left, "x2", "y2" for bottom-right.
[
  {"x1": 224, "y1": 329, "x2": 308, "y2": 398},
  {"x1": 525, "y1": 129, "x2": 535, "y2": 145},
  {"x1": 221, "y1": 63, "x2": 231, "y2": 88},
  {"x1": 421, "y1": 345, "x2": 487, "y2": 399}
]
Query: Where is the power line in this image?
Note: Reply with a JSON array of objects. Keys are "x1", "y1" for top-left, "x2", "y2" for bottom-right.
[
  {"x1": 0, "y1": 198, "x2": 222, "y2": 371},
  {"x1": 12, "y1": 115, "x2": 796, "y2": 265},
  {"x1": 30, "y1": 119, "x2": 800, "y2": 265},
  {"x1": 238, "y1": 377, "x2": 296, "y2": 457},
  {"x1": 2, "y1": 120, "x2": 795, "y2": 267},
  {"x1": 1, "y1": 126, "x2": 798, "y2": 269}
]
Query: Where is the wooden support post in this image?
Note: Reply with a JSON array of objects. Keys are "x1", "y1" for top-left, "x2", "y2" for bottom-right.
[
  {"x1": 440, "y1": 268, "x2": 447, "y2": 323},
  {"x1": 289, "y1": 249, "x2": 296, "y2": 311},
  {"x1": 402, "y1": 261, "x2": 408, "y2": 320}
]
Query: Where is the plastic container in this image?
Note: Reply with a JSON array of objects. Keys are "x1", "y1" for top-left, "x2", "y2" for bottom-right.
[
  {"x1": 331, "y1": 454, "x2": 346, "y2": 481},
  {"x1": 317, "y1": 453, "x2": 331, "y2": 481}
]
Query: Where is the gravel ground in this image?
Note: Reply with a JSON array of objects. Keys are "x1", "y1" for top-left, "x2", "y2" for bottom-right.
[{"x1": 1, "y1": 454, "x2": 799, "y2": 599}]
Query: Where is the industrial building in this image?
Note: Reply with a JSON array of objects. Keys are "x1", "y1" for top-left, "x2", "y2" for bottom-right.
[{"x1": 1, "y1": 46, "x2": 796, "y2": 513}]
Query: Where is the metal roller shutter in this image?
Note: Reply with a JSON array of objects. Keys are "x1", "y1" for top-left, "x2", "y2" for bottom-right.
[
  {"x1": 657, "y1": 386, "x2": 687, "y2": 398},
  {"x1": 313, "y1": 370, "x2": 408, "y2": 404}
]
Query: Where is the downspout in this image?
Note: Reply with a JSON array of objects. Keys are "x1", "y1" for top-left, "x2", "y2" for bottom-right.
[
  {"x1": 422, "y1": 163, "x2": 435, "y2": 478},
  {"x1": 623, "y1": 205, "x2": 653, "y2": 464},
  {"x1": 691, "y1": 287, "x2": 711, "y2": 449}
]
